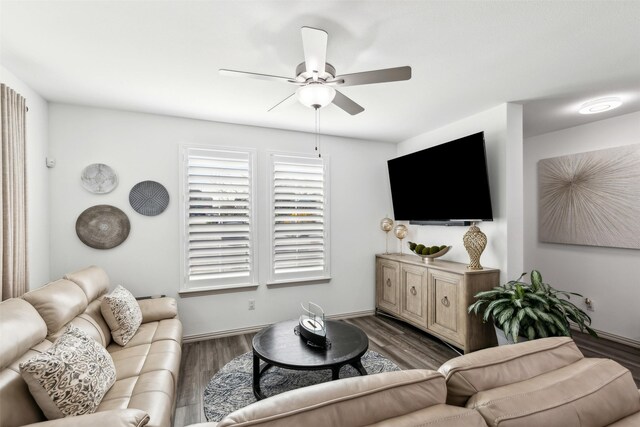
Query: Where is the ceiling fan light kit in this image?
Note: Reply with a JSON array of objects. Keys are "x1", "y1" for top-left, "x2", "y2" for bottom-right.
[
  {"x1": 297, "y1": 83, "x2": 336, "y2": 109},
  {"x1": 220, "y1": 26, "x2": 412, "y2": 115}
]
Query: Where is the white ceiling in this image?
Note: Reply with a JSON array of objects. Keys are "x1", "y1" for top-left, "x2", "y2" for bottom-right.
[{"x1": 1, "y1": 0, "x2": 639, "y2": 142}]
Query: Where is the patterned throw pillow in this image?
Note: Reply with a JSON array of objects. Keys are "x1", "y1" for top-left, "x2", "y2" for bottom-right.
[
  {"x1": 100, "y1": 285, "x2": 142, "y2": 346},
  {"x1": 19, "y1": 325, "x2": 116, "y2": 419}
]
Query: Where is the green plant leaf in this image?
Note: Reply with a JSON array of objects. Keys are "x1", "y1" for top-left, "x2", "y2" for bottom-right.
[
  {"x1": 532, "y1": 309, "x2": 553, "y2": 323},
  {"x1": 549, "y1": 313, "x2": 569, "y2": 335},
  {"x1": 534, "y1": 322, "x2": 548, "y2": 338},
  {"x1": 483, "y1": 299, "x2": 511, "y2": 322},
  {"x1": 525, "y1": 293, "x2": 549, "y2": 305},
  {"x1": 509, "y1": 317, "x2": 520, "y2": 342},
  {"x1": 498, "y1": 307, "x2": 515, "y2": 325},
  {"x1": 523, "y1": 306, "x2": 538, "y2": 321},
  {"x1": 531, "y1": 270, "x2": 542, "y2": 289},
  {"x1": 473, "y1": 289, "x2": 503, "y2": 299},
  {"x1": 468, "y1": 300, "x2": 485, "y2": 314},
  {"x1": 526, "y1": 326, "x2": 535, "y2": 340}
]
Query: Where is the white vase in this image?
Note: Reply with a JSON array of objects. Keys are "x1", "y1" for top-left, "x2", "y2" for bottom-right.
[{"x1": 494, "y1": 325, "x2": 530, "y2": 346}]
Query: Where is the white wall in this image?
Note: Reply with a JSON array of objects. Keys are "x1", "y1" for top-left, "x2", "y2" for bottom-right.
[
  {"x1": 395, "y1": 103, "x2": 524, "y2": 281},
  {"x1": 0, "y1": 65, "x2": 50, "y2": 289},
  {"x1": 48, "y1": 104, "x2": 396, "y2": 337},
  {"x1": 524, "y1": 111, "x2": 640, "y2": 341}
]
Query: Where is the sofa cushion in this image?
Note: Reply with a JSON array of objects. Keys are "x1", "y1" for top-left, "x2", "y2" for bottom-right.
[
  {"x1": 64, "y1": 265, "x2": 110, "y2": 302},
  {"x1": 138, "y1": 297, "x2": 178, "y2": 323},
  {"x1": 99, "y1": 370, "x2": 175, "y2": 427},
  {"x1": 467, "y1": 358, "x2": 640, "y2": 427},
  {"x1": 0, "y1": 299, "x2": 47, "y2": 370},
  {"x1": 22, "y1": 279, "x2": 88, "y2": 336},
  {"x1": 438, "y1": 337, "x2": 584, "y2": 406},
  {"x1": 19, "y1": 325, "x2": 116, "y2": 419},
  {"x1": 22, "y1": 408, "x2": 150, "y2": 427},
  {"x1": 217, "y1": 370, "x2": 448, "y2": 427},
  {"x1": 101, "y1": 286, "x2": 143, "y2": 346},
  {"x1": 609, "y1": 411, "x2": 640, "y2": 427},
  {"x1": 368, "y1": 404, "x2": 488, "y2": 427},
  {"x1": 0, "y1": 340, "x2": 52, "y2": 427}
]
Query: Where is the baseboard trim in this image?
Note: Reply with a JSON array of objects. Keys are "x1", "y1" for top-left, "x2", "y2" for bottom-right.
[
  {"x1": 183, "y1": 309, "x2": 376, "y2": 343},
  {"x1": 571, "y1": 325, "x2": 640, "y2": 349}
]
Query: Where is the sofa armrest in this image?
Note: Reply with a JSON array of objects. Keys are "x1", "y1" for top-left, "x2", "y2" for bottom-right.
[
  {"x1": 23, "y1": 409, "x2": 149, "y2": 427},
  {"x1": 137, "y1": 297, "x2": 178, "y2": 323},
  {"x1": 215, "y1": 370, "x2": 446, "y2": 427}
]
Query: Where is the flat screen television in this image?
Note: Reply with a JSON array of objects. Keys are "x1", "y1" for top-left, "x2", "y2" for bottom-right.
[{"x1": 387, "y1": 132, "x2": 493, "y2": 223}]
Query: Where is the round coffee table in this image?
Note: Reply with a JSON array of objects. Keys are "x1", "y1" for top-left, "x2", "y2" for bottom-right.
[{"x1": 252, "y1": 319, "x2": 369, "y2": 400}]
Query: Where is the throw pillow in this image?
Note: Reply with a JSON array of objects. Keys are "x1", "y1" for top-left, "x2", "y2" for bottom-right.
[
  {"x1": 19, "y1": 324, "x2": 116, "y2": 419},
  {"x1": 100, "y1": 285, "x2": 142, "y2": 346}
]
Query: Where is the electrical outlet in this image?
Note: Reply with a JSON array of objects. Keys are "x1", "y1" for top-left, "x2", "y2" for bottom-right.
[
  {"x1": 584, "y1": 298, "x2": 594, "y2": 312},
  {"x1": 248, "y1": 300, "x2": 255, "y2": 310}
]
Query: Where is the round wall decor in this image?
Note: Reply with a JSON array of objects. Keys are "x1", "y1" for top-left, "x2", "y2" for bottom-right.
[
  {"x1": 76, "y1": 205, "x2": 130, "y2": 249},
  {"x1": 81, "y1": 163, "x2": 118, "y2": 194},
  {"x1": 129, "y1": 180, "x2": 170, "y2": 216}
]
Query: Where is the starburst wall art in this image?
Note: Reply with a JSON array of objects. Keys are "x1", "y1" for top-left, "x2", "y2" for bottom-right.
[{"x1": 538, "y1": 144, "x2": 640, "y2": 250}]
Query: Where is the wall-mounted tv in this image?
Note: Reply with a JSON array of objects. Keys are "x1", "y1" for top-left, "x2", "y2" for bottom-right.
[{"x1": 387, "y1": 132, "x2": 493, "y2": 224}]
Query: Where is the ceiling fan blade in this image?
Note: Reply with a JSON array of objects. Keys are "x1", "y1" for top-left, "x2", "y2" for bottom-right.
[
  {"x1": 219, "y1": 69, "x2": 297, "y2": 84},
  {"x1": 335, "y1": 66, "x2": 411, "y2": 87},
  {"x1": 268, "y1": 93, "x2": 296, "y2": 112},
  {"x1": 301, "y1": 27, "x2": 327, "y2": 77},
  {"x1": 332, "y1": 90, "x2": 365, "y2": 115}
]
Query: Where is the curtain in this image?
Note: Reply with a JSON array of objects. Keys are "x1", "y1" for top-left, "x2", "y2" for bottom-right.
[{"x1": 1, "y1": 84, "x2": 28, "y2": 300}]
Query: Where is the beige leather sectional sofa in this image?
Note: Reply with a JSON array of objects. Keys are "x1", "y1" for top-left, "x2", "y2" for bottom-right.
[
  {"x1": 0, "y1": 266, "x2": 182, "y2": 427},
  {"x1": 192, "y1": 337, "x2": 640, "y2": 427}
]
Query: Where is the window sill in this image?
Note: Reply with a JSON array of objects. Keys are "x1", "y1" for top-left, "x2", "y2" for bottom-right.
[
  {"x1": 266, "y1": 276, "x2": 332, "y2": 287},
  {"x1": 179, "y1": 283, "x2": 259, "y2": 297}
]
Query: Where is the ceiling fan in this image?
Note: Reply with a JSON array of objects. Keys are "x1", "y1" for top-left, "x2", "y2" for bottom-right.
[{"x1": 219, "y1": 27, "x2": 412, "y2": 115}]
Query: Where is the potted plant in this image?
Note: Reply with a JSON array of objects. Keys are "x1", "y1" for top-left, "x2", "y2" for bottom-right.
[{"x1": 468, "y1": 270, "x2": 597, "y2": 344}]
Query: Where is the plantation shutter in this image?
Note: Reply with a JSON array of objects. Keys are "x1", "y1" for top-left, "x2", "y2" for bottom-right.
[
  {"x1": 183, "y1": 147, "x2": 255, "y2": 289},
  {"x1": 270, "y1": 154, "x2": 330, "y2": 283}
]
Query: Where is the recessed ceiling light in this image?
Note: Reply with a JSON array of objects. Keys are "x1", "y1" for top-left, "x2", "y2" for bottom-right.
[{"x1": 578, "y1": 97, "x2": 622, "y2": 115}]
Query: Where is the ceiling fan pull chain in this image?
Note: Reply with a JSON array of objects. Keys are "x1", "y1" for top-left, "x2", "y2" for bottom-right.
[{"x1": 315, "y1": 107, "x2": 322, "y2": 158}]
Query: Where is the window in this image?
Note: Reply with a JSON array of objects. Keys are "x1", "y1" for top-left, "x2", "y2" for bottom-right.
[
  {"x1": 269, "y1": 154, "x2": 330, "y2": 284},
  {"x1": 181, "y1": 146, "x2": 256, "y2": 291}
]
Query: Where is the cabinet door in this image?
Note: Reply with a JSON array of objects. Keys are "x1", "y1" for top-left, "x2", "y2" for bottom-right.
[
  {"x1": 400, "y1": 264, "x2": 428, "y2": 327},
  {"x1": 376, "y1": 259, "x2": 400, "y2": 315},
  {"x1": 428, "y1": 270, "x2": 464, "y2": 344}
]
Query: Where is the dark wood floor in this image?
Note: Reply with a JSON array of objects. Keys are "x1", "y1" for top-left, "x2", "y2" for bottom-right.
[{"x1": 174, "y1": 314, "x2": 640, "y2": 426}]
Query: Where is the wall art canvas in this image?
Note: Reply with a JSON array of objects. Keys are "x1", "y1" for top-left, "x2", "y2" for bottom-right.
[{"x1": 538, "y1": 144, "x2": 640, "y2": 249}]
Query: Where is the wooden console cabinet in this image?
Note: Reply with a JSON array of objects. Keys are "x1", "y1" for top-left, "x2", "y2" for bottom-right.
[{"x1": 375, "y1": 254, "x2": 499, "y2": 353}]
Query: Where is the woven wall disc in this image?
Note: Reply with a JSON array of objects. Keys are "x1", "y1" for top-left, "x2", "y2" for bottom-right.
[
  {"x1": 76, "y1": 205, "x2": 130, "y2": 249},
  {"x1": 129, "y1": 180, "x2": 170, "y2": 216},
  {"x1": 81, "y1": 163, "x2": 118, "y2": 194}
]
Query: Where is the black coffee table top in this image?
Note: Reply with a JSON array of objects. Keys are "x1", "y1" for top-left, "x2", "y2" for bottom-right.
[{"x1": 252, "y1": 319, "x2": 368, "y2": 370}]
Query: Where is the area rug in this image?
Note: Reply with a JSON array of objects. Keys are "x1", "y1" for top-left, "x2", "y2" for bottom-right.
[{"x1": 203, "y1": 350, "x2": 400, "y2": 422}]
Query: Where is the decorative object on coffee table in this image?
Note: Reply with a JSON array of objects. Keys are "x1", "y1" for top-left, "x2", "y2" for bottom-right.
[
  {"x1": 538, "y1": 144, "x2": 640, "y2": 249},
  {"x1": 252, "y1": 319, "x2": 368, "y2": 400},
  {"x1": 129, "y1": 180, "x2": 170, "y2": 216},
  {"x1": 463, "y1": 222, "x2": 486, "y2": 270},
  {"x1": 203, "y1": 350, "x2": 399, "y2": 422},
  {"x1": 75, "y1": 205, "x2": 130, "y2": 249},
  {"x1": 393, "y1": 223, "x2": 408, "y2": 255},
  {"x1": 80, "y1": 163, "x2": 118, "y2": 194},
  {"x1": 380, "y1": 217, "x2": 394, "y2": 254},
  {"x1": 296, "y1": 302, "x2": 327, "y2": 348}
]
